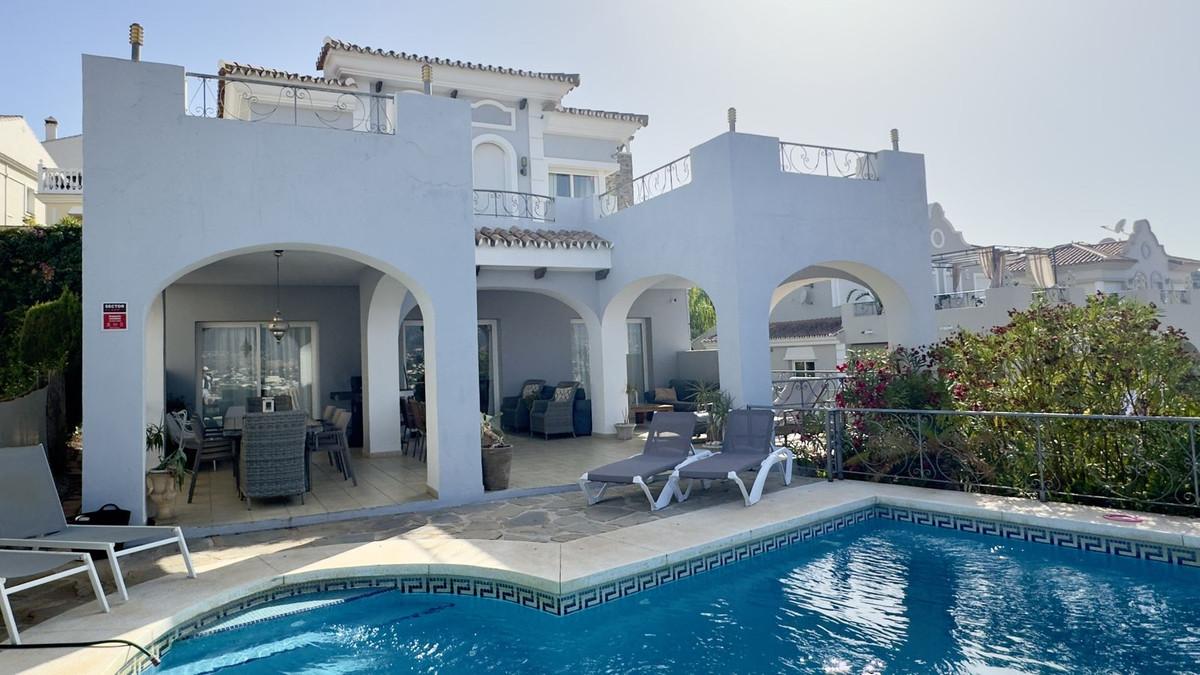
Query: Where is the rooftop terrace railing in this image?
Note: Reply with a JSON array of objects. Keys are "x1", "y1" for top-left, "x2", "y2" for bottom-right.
[
  {"x1": 934, "y1": 289, "x2": 987, "y2": 310},
  {"x1": 597, "y1": 154, "x2": 691, "y2": 217},
  {"x1": 472, "y1": 189, "x2": 555, "y2": 222},
  {"x1": 759, "y1": 404, "x2": 1200, "y2": 515},
  {"x1": 38, "y1": 166, "x2": 82, "y2": 194},
  {"x1": 184, "y1": 73, "x2": 395, "y2": 134},
  {"x1": 779, "y1": 142, "x2": 878, "y2": 180}
]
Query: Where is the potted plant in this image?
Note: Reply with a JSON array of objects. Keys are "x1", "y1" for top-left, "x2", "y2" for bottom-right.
[
  {"x1": 480, "y1": 412, "x2": 513, "y2": 491},
  {"x1": 145, "y1": 422, "x2": 189, "y2": 521},
  {"x1": 614, "y1": 406, "x2": 636, "y2": 440},
  {"x1": 695, "y1": 385, "x2": 734, "y2": 445}
]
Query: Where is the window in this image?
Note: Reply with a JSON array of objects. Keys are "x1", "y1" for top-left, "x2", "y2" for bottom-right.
[
  {"x1": 197, "y1": 322, "x2": 318, "y2": 422},
  {"x1": 549, "y1": 172, "x2": 596, "y2": 198},
  {"x1": 403, "y1": 320, "x2": 500, "y2": 414},
  {"x1": 24, "y1": 187, "x2": 36, "y2": 215},
  {"x1": 792, "y1": 361, "x2": 817, "y2": 377}
]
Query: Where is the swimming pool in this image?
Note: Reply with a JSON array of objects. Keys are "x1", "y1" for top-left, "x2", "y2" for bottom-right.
[{"x1": 148, "y1": 515, "x2": 1200, "y2": 674}]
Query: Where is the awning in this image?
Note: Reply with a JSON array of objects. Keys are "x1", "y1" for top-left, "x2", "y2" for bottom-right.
[{"x1": 783, "y1": 346, "x2": 816, "y2": 362}]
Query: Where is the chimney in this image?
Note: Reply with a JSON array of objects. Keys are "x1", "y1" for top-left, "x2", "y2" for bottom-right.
[
  {"x1": 44, "y1": 117, "x2": 58, "y2": 141},
  {"x1": 605, "y1": 144, "x2": 635, "y2": 211}
]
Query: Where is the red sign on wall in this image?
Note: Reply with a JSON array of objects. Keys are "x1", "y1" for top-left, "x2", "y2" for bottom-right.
[{"x1": 103, "y1": 302, "x2": 127, "y2": 331}]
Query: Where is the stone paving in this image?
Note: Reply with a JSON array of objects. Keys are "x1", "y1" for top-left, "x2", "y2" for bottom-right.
[{"x1": 4, "y1": 475, "x2": 817, "y2": 641}]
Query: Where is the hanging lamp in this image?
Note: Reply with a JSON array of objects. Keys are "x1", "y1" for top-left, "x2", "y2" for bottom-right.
[{"x1": 267, "y1": 250, "x2": 289, "y2": 341}]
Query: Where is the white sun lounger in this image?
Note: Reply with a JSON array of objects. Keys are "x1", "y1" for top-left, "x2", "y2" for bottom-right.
[
  {"x1": 663, "y1": 408, "x2": 792, "y2": 507},
  {"x1": 1, "y1": 549, "x2": 110, "y2": 645},
  {"x1": 578, "y1": 412, "x2": 712, "y2": 510},
  {"x1": 0, "y1": 445, "x2": 196, "y2": 602}
]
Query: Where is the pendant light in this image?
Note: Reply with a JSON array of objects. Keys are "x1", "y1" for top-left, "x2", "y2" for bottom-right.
[{"x1": 267, "y1": 250, "x2": 289, "y2": 342}]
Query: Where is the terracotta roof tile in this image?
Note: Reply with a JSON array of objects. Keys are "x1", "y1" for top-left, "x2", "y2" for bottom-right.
[
  {"x1": 317, "y1": 38, "x2": 580, "y2": 89},
  {"x1": 546, "y1": 105, "x2": 648, "y2": 127},
  {"x1": 769, "y1": 317, "x2": 844, "y2": 340},
  {"x1": 218, "y1": 61, "x2": 357, "y2": 89},
  {"x1": 1008, "y1": 240, "x2": 1133, "y2": 271},
  {"x1": 475, "y1": 226, "x2": 612, "y2": 250}
]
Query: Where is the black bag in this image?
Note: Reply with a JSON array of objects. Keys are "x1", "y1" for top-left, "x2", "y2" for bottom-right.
[{"x1": 72, "y1": 503, "x2": 131, "y2": 526}]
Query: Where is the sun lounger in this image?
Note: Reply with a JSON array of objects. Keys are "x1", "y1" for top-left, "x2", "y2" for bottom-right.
[
  {"x1": 578, "y1": 412, "x2": 712, "y2": 510},
  {"x1": 1, "y1": 549, "x2": 110, "y2": 645},
  {"x1": 664, "y1": 408, "x2": 792, "y2": 506},
  {"x1": 0, "y1": 445, "x2": 196, "y2": 602}
]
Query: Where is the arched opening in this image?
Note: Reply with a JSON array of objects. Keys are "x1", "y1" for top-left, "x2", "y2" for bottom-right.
[
  {"x1": 600, "y1": 275, "x2": 721, "y2": 442},
  {"x1": 145, "y1": 248, "x2": 433, "y2": 527},
  {"x1": 472, "y1": 134, "x2": 518, "y2": 192},
  {"x1": 768, "y1": 262, "x2": 917, "y2": 407}
]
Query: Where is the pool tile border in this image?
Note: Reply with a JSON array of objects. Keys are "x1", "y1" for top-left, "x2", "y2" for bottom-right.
[{"x1": 119, "y1": 500, "x2": 1199, "y2": 674}]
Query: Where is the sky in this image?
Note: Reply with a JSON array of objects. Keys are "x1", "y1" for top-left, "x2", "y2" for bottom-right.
[{"x1": 3, "y1": 0, "x2": 1198, "y2": 253}]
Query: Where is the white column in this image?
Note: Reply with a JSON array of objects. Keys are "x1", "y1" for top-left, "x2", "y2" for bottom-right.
[
  {"x1": 593, "y1": 311, "x2": 630, "y2": 432},
  {"x1": 360, "y1": 272, "x2": 407, "y2": 456},
  {"x1": 420, "y1": 287, "x2": 484, "y2": 500},
  {"x1": 528, "y1": 105, "x2": 549, "y2": 197},
  {"x1": 713, "y1": 289, "x2": 773, "y2": 408}
]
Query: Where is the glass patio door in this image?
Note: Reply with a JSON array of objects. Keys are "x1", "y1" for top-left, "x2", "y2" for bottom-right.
[
  {"x1": 198, "y1": 323, "x2": 317, "y2": 423},
  {"x1": 626, "y1": 319, "x2": 649, "y2": 401},
  {"x1": 402, "y1": 320, "x2": 499, "y2": 414}
]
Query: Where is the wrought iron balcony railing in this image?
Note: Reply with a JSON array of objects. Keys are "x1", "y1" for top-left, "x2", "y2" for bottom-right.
[
  {"x1": 852, "y1": 300, "x2": 883, "y2": 316},
  {"x1": 184, "y1": 73, "x2": 395, "y2": 134},
  {"x1": 38, "y1": 167, "x2": 82, "y2": 194},
  {"x1": 779, "y1": 142, "x2": 878, "y2": 180},
  {"x1": 472, "y1": 189, "x2": 555, "y2": 222},
  {"x1": 597, "y1": 154, "x2": 691, "y2": 217},
  {"x1": 1032, "y1": 286, "x2": 1071, "y2": 304}
]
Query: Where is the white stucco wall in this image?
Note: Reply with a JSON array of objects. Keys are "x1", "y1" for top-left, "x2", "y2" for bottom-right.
[{"x1": 82, "y1": 55, "x2": 481, "y2": 519}]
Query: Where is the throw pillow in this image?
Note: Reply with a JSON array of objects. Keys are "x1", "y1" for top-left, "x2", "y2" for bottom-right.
[
  {"x1": 553, "y1": 386, "x2": 576, "y2": 402},
  {"x1": 521, "y1": 382, "x2": 542, "y2": 399},
  {"x1": 654, "y1": 387, "x2": 678, "y2": 402}
]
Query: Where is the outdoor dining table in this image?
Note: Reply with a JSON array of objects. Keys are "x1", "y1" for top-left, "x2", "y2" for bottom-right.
[{"x1": 222, "y1": 411, "x2": 325, "y2": 493}]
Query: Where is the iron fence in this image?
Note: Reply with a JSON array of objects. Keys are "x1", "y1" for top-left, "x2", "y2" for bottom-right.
[
  {"x1": 184, "y1": 73, "x2": 395, "y2": 134},
  {"x1": 779, "y1": 142, "x2": 878, "y2": 180},
  {"x1": 597, "y1": 154, "x2": 691, "y2": 217},
  {"x1": 755, "y1": 405, "x2": 1200, "y2": 513},
  {"x1": 472, "y1": 189, "x2": 555, "y2": 222}
]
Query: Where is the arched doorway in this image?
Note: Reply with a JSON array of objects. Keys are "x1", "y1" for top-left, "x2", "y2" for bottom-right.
[{"x1": 472, "y1": 135, "x2": 518, "y2": 192}]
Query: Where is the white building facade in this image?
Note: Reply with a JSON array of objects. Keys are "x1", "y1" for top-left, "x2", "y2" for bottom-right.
[{"x1": 80, "y1": 40, "x2": 934, "y2": 522}]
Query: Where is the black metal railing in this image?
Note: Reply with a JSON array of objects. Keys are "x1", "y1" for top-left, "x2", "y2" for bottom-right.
[
  {"x1": 597, "y1": 154, "x2": 691, "y2": 217},
  {"x1": 759, "y1": 404, "x2": 1200, "y2": 514},
  {"x1": 184, "y1": 73, "x2": 394, "y2": 134},
  {"x1": 779, "y1": 142, "x2": 878, "y2": 180},
  {"x1": 472, "y1": 189, "x2": 555, "y2": 222},
  {"x1": 934, "y1": 289, "x2": 987, "y2": 310}
]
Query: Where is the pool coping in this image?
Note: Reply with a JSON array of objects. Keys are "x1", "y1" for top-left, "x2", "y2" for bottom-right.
[{"x1": 4, "y1": 481, "x2": 1199, "y2": 674}]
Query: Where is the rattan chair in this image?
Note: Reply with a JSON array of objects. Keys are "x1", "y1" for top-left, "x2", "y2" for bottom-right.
[
  {"x1": 500, "y1": 379, "x2": 546, "y2": 432},
  {"x1": 165, "y1": 410, "x2": 234, "y2": 504},
  {"x1": 238, "y1": 410, "x2": 308, "y2": 509},
  {"x1": 530, "y1": 381, "x2": 581, "y2": 439}
]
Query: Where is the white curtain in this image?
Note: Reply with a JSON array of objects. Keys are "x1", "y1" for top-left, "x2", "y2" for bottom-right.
[
  {"x1": 977, "y1": 248, "x2": 1008, "y2": 289},
  {"x1": 570, "y1": 322, "x2": 591, "y2": 397},
  {"x1": 1027, "y1": 253, "x2": 1057, "y2": 289}
]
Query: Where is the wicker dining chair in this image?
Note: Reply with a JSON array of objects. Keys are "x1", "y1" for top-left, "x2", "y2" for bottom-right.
[
  {"x1": 238, "y1": 410, "x2": 308, "y2": 509},
  {"x1": 165, "y1": 410, "x2": 234, "y2": 504}
]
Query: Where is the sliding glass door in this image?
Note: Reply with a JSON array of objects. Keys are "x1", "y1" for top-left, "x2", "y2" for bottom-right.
[
  {"x1": 198, "y1": 322, "x2": 318, "y2": 423},
  {"x1": 402, "y1": 320, "x2": 499, "y2": 414}
]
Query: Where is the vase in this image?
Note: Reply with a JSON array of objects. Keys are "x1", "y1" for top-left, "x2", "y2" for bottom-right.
[
  {"x1": 146, "y1": 471, "x2": 179, "y2": 521},
  {"x1": 481, "y1": 444, "x2": 513, "y2": 491}
]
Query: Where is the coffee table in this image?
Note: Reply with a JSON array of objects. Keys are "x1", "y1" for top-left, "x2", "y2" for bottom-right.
[{"x1": 629, "y1": 403, "x2": 674, "y2": 425}]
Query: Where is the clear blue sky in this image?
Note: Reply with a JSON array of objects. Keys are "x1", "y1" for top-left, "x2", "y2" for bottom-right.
[{"x1": 3, "y1": 0, "x2": 1197, "y2": 253}]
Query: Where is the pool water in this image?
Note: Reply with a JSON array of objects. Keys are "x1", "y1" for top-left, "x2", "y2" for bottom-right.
[{"x1": 151, "y1": 520, "x2": 1200, "y2": 674}]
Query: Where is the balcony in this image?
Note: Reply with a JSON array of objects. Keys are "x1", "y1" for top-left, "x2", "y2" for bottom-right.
[
  {"x1": 472, "y1": 189, "x2": 555, "y2": 223},
  {"x1": 1161, "y1": 289, "x2": 1192, "y2": 305},
  {"x1": 597, "y1": 154, "x2": 691, "y2": 217},
  {"x1": 779, "y1": 142, "x2": 878, "y2": 180},
  {"x1": 38, "y1": 167, "x2": 82, "y2": 194}
]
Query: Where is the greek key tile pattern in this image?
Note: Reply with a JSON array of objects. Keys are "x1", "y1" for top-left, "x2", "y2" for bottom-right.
[
  {"x1": 874, "y1": 505, "x2": 1200, "y2": 567},
  {"x1": 119, "y1": 503, "x2": 1198, "y2": 673}
]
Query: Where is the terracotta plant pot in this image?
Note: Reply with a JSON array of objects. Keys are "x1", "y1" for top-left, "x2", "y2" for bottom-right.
[
  {"x1": 145, "y1": 470, "x2": 179, "y2": 521},
  {"x1": 614, "y1": 422, "x2": 636, "y2": 441},
  {"x1": 481, "y1": 444, "x2": 513, "y2": 491}
]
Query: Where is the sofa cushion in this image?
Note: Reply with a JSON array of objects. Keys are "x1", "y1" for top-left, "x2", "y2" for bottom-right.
[{"x1": 654, "y1": 387, "x2": 678, "y2": 403}]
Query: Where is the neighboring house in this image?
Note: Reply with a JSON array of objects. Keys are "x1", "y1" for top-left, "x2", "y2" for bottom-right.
[
  {"x1": 0, "y1": 115, "x2": 83, "y2": 227},
  {"x1": 0, "y1": 116, "x2": 53, "y2": 226},
  {"x1": 775, "y1": 203, "x2": 1200, "y2": 355},
  {"x1": 80, "y1": 39, "x2": 934, "y2": 522}
]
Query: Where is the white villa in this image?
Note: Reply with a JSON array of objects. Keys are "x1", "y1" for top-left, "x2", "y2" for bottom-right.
[
  {"x1": 79, "y1": 37, "x2": 936, "y2": 526},
  {"x1": 0, "y1": 115, "x2": 83, "y2": 227}
]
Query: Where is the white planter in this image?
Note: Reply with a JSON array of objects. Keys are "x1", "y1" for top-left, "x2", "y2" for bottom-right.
[
  {"x1": 145, "y1": 470, "x2": 179, "y2": 521},
  {"x1": 614, "y1": 422, "x2": 636, "y2": 441}
]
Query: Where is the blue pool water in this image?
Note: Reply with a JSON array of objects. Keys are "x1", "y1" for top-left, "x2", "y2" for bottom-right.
[{"x1": 151, "y1": 520, "x2": 1200, "y2": 674}]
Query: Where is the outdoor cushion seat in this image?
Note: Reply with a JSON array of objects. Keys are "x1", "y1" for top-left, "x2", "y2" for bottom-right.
[
  {"x1": 665, "y1": 408, "x2": 793, "y2": 507},
  {"x1": 530, "y1": 382, "x2": 582, "y2": 439},
  {"x1": 500, "y1": 379, "x2": 546, "y2": 432}
]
